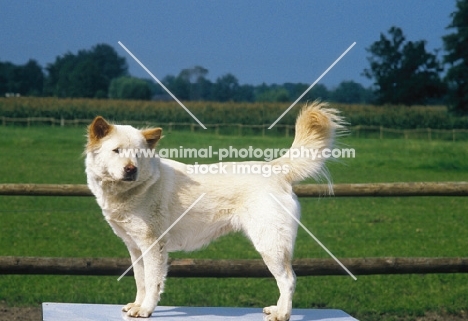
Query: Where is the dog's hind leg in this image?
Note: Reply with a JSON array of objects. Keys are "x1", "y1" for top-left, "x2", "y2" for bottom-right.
[
  {"x1": 261, "y1": 251, "x2": 296, "y2": 321},
  {"x1": 244, "y1": 216, "x2": 297, "y2": 321}
]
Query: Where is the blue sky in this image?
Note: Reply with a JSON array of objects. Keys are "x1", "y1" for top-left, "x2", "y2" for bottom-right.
[{"x1": 0, "y1": 1, "x2": 456, "y2": 88}]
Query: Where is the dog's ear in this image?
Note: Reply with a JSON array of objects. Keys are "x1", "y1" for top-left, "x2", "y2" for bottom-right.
[
  {"x1": 142, "y1": 128, "x2": 162, "y2": 149},
  {"x1": 88, "y1": 116, "x2": 113, "y2": 142}
]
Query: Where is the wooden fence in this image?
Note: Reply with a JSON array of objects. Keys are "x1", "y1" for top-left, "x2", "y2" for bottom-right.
[
  {"x1": 1, "y1": 182, "x2": 467, "y2": 277},
  {"x1": 1, "y1": 182, "x2": 467, "y2": 197},
  {"x1": 1, "y1": 256, "x2": 467, "y2": 277},
  {"x1": 2, "y1": 116, "x2": 468, "y2": 140}
]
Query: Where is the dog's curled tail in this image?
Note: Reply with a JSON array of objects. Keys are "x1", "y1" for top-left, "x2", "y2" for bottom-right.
[{"x1": 272, "y1": 101, "x2": 346, "y2": 189}]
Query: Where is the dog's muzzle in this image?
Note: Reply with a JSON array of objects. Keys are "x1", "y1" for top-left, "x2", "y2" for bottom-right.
[{"x1": 123, "y1": 164, "x2": 137, "y2": 181}]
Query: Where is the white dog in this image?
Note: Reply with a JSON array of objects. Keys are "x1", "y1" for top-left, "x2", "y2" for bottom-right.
[{"x1": 85, "y1": 102, "x2": 344, "y2": 321}]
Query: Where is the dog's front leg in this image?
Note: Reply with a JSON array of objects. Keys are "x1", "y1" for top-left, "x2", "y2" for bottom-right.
[
  {"x1": 125, "y1": 239, "x2": 168, "y2": 318},
  {"x1": 122, "y1": 245, "x2": 146, "y2": 313},
  {"x1": 105, "y1": 221, "x2": 148, "y2": 313}
]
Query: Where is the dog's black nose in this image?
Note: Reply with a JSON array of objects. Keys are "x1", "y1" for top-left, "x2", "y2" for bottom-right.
[
  {"x1": 123, "y1": 164, "x2": 137, "y2": 181},
  {"x1": 124, "y1": 164, "x2": 137, "y2": 174}
]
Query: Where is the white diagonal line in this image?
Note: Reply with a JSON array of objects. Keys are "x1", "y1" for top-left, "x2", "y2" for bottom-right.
[
  {"x1": 269, "y1": 193, "x2": 357, "y2": 280},
  {"x1": 117, "y1": 193, "x2": 206, "y2": 281},
  {"x1": 117, "y1": 41, "x2": 207, "y2": 129},
  {"x1": 268, "y1": 42, "x2": 356, "y2": 129}
]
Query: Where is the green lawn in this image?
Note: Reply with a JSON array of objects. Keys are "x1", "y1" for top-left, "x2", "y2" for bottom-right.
[{"x1": 0, "y1": 125, "x2": 467, "y2": 320}]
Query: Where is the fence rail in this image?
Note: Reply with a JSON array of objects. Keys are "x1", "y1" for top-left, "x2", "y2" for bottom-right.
[
  {"x1": 1, "y1": 256, "x2": 467, "y2": 277},
  {"x1": 2, "y1": 116, "x2": 468, "y2": 140},
  {"x1": 1, "y1": 182, "x2": 467, "y2": 278},
  {"x1": 1, "y1": 182, "x2": 467, "y2": 197}
]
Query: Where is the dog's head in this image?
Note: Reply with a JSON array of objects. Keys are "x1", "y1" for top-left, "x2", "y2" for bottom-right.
[{"x1": 85, "y1": 116, "x2": 162, "y2": 185}]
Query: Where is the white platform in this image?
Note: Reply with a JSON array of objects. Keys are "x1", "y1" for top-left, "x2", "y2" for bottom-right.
[{"x1": 42, "y1": 303, "x2": 358, "y2": 321}]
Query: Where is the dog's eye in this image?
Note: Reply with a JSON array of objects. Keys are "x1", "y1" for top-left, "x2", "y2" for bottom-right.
[{"x1": 112, "y1": 148, "x2": 120, "y2": 154}]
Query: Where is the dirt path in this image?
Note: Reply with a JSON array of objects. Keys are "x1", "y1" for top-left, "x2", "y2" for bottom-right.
[
  {"x1": 415, "y1": 312, "x2": 468, "y2": 321},
  {"x1": 0, "y1": 303, "x2": 41, "y2": 321}
]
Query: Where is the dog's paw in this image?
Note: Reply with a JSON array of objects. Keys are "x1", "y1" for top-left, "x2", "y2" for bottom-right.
[
  {"x1": 263, "y1": 305, "x2": 277, "y2": 315},
  {"x1": 122, "y1": 302, "x2": 139, "y2": 312},
  {"x1": 263, "y1": 305, "x2": 290, "y2": 321},
  {"x1": 125, "y1": 305, "x2": 152, "y2": 318}
]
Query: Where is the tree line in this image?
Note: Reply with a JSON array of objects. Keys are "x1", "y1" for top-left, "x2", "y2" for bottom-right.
[
  {"x1": 0, "y1": 45, "x2": 374, "y2": 104},
  {"x1": 1, "y1": 0, "x2": 467, "y2": 113}
]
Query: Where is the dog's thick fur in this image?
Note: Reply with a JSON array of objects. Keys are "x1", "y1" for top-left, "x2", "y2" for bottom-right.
[{"x1": 85, "y1": 102, "x2": 344, "y2": 320}]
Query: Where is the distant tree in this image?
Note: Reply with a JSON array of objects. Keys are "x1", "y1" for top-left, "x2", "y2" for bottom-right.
[
  {"x1": 143, "y1": 79, "x2": 166, "y2": 99},
  {"x1": 283, "y1": 83, "x2": 329, "y2": 102},
  {"x1": 0, "y1": 59, "x2": 44, "y2": 96},
  {"x1": 331, "y1": 80, "x2": 372, "y2": 104},
  {"x1": 443, "y1": 0, "x2": 468, "y2": 114},
  {"x1": 90, "y1": 44, "x2": 128, "y2": 90},
  {"x1": 0, "y1": 61, "x2": 17, "y2": 95},
  {"x1": 212, "y1": 73, "x2": 239, "y2": 102},
  {"x1": 306, "y1": 83, "x2": 330, "y2": 101},
  {"x1": 0, "y1": 62, "x2": 8, "y2": 94},
  {"x1": 163, "y1": 74, "x2": 190, "y2": 100},
  {"x1": 162, "y1": 73, "x2": 210, "y2": 101},
  {"x1": 68, "y1": 58, "x2": 102, "y2": 98},
  {"x1": 256, "y1": 86, "x2": 290, "y2": 102},
  {"x1": 232, "y1": 84, "x2": 255, "y2": 102},
  {"x1": 162, "y1": 66, "x2": 213, "y2": 101},
  {"x1": 109, "y1": 76, "x2": 152, "y2": 100},
  {"x1": 19, "y1": 60, "x2": 44, "y2": 96},
  {"x1": 197, "y1": 77, "x2": 214, "y2": 100},
  {"x1": 44, "y1": 53, "x2": 73, "y2": 97},
  {"x1": 45, "y1": 44, "x2": 127, "y2": 98},
  {"x1": 179, "y1": 65, "x2": 209, "y2": 100},
  {"x1": 254, "y1": 83, "x2": 270, "y2": 100},
  {"x1": 363, "y1": 26, "x2": 445, "y2": 105}
]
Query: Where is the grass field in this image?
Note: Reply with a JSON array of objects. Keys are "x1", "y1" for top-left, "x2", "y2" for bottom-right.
[{"x1": 0, "y1": 125, "x2": 467, "y2": 321}]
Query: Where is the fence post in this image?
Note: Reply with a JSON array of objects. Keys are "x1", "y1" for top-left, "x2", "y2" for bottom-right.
[
  {"x1": 428, "y1": 128, "x2": 432, "y2": 141},
  {"x1": 191, "y1": 123, "x2": 195, "y2": 133},
  {"x1": 2, "y1": 117, "x2": 5, "y2": 126},
  {"x1": 285, "y1": 125, "x2": 289, "y2": 138},
  {"x1": 380, "y1": 126, "x2": 383, "y2": 139},
  {"x1": 238, "y1": 124, "x2": 242, "y2": 136},
  {"x1": 60, "y1": 117, "x2": 65, "y2": 127},
  {"x1": 453, "y1": 129, "x2": 455, "y2": 142},
  {"x1": 168, "y1": 122, "x2": 172, "y2": 133},
  {"x1": 215, "y1": 124, "x2": 219, "y2": 136}
]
